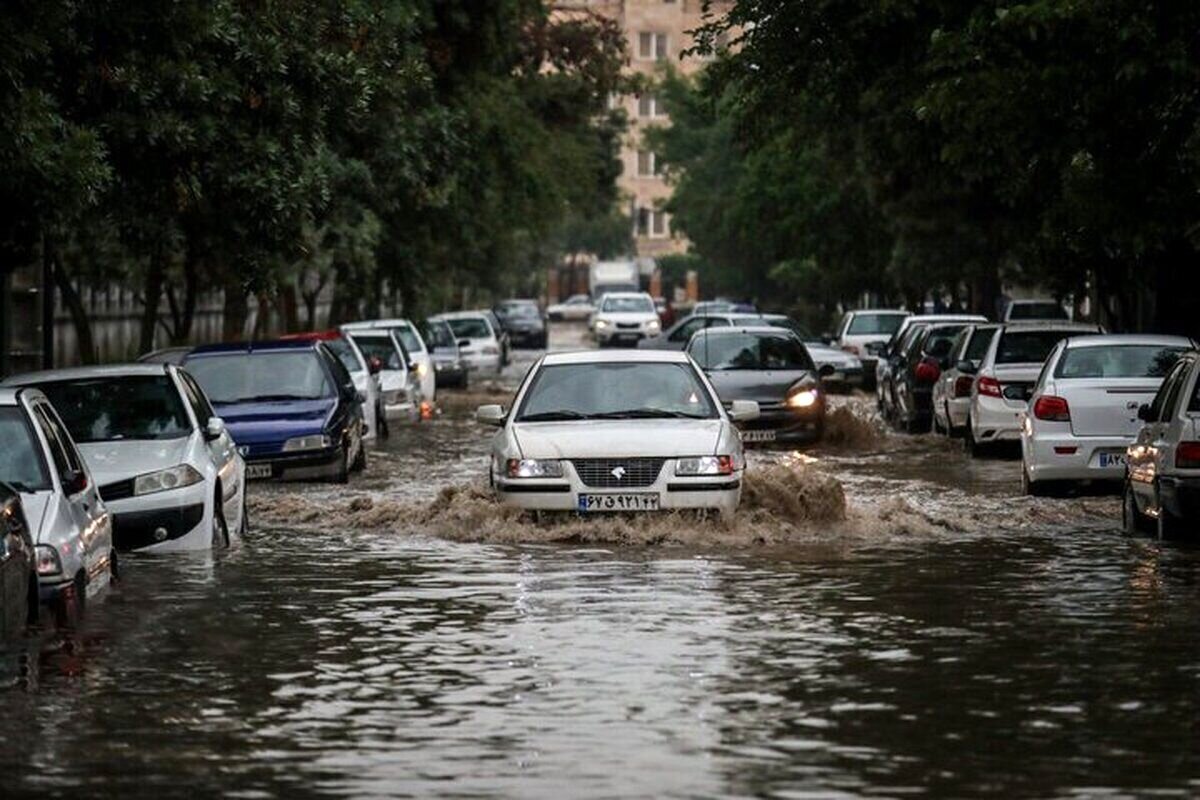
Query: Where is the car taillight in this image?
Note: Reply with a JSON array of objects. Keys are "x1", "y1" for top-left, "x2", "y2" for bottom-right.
[
  {"x1": 1176, "y1": 442, "x2": 1200, "y2": 469},
  {"x1": 1033, "y1": 395, "x2": 1071, "y2": 422},
  {"x1": 914, "y1": 359, "x2": 940, "y2": 384},
  {"x1": 953, "y1": 375, "x2": 974, "y2": 398},
  {"x1": 977, "y1": 376, "x2": 1002, "y2": 398}
]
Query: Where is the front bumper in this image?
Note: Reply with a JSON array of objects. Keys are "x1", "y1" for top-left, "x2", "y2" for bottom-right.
[
  {"x1": 1023, "y1": 432, "x2": 1132, "y2": 483},
  {"x1": 971, "y1": 395, "x2": 1025, "y2": 442},
  {"x1": 245, "y1": 446, "x2": 344, "y2": 481},
  {"x1": 597, "y1": 328, "x2": 651, "y2": 346},
  {"x1": 102, "y1": 482, "x2": 211, "y2": 551},
  {"x1": 736, "y1": 403, "x2": 825, "y2": 444},
  {"x1": 434, "y1": 363, "x2": 468, "y2": 387},
  {"x1": 508, "y1": 328, "x2": 546, "y2": 346},
  {"x1": 492, "y1": 463, "x2": 742, "y2": 515}
]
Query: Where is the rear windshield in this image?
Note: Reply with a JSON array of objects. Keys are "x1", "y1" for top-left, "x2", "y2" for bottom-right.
[
  {"x1": 921, "y1": 326, "x2": 967, "y2": 358},
  {"x1": 965, "y1": 328, "x2": 999, "y2": 361},
  {"x1": 689, "y1": 332, "x2": 815, "y2": 372},
  {"x1": 0, "y1": 407, "x2": 51, "y2": 492},
  {"x1": 446, "y1": 318, "x2": 492, "y2": 340},
  {"x1": 848, "y1": 313, "x2": 906, "y2": 335},
  {"x1": 518, "y1": 362, "x2": 717, "y2": 421},
  {"x1": 186, "y1": 352, "x2": 333, "y2": 404},
  {"x1": 602, "y1": 296, "x2": 654, "y2": 313},
  {"x1": 1009, "y1": 302, "x2": 1068, "y2": 321},
  {"x1": 996, "y1": 330, "x2": 1078, "y2": 365},
  {"x1": 351, "y1": 336, "x2": 403, "y2": 370},
  {"x1": 38, "y1": 376, "x2": 192, "y2": 443},
  {"x1": 1054, "y1": 345, "x2": 1187, "y2": 379}
]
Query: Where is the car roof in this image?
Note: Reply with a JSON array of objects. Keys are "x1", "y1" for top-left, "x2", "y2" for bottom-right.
[
  {"x1": 344, "y1": 328, "x2": 392, "y2": 338},
  {"x1": 437, "y1": 310, "x2": 492, "y2": 320},
  {"x1": 694, "y1": 325, "x2": 795, "y2": 338},
  {"x1": 188, "y1": 340, "x2": 316, "y2": 356},
  {"x1": 1000, "y1": 321, "x2": 1100, "y2": 332},
  {"x1": 343, "y1": 318, "x2": 413, "y2": 329},
  {"x1": 600, "y1": 292, "x2": 651, "y2": 300},
  {"x1": 904, "y1": 314, "x2": 988, "y2": 324},
  {"x1": 1063, "y1": 334, "x2": 1194, "y2": 349},
  {"x1": 3, "y1": 363, "x2": 170, "y2": 386},
  {"x1": 850, "y1": 309, "x2": 909, "y2": 316},
  {"x1": 278, "y1": 330, "x2": 344, "y2": 342},
  {"x1": 542, "y1": 349, "x2": 692, "y2": 366}
]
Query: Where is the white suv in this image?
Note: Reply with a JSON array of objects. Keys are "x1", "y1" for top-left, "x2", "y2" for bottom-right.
[{"x1": 592, "y1": 292, "x2": 661, "y2": 347}]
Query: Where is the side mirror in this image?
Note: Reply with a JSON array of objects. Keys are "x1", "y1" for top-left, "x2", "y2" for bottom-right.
[
  {"x1": 475, "y1": 404, "x2": 506, "y2": 427},
  {"x1": 62, "y1": 469, "x2": 88, "y2": 496},
  {"x1": 408, "y1": 361, "x2": 420, "y2": 372},
  {"x1": 818, "y1": 364, "x2": 836, "y2": 379},
  {"x1": 956, "y1": 360, "x2": 978, "y2": 375},
  {"x1": 1137, "y1": 404, "x2": 1154, "y2": 422},
  {"x1": 205, "y1": 417, "x2": 226, "y2": 441},
  {"x1": 367, "y1": 356, "x2": 383, "y2": 375},
  {"x1": 728, "y1": 399, "x2": 761, "y2": 422}
]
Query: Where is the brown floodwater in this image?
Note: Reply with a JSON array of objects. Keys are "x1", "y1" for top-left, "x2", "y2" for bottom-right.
[{"x1": 1, "y1": 324, "x2": 1198, "y2": 798}]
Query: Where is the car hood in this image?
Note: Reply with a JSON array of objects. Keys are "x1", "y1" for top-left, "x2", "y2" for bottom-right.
[
  {"x1": 705, "y1": 370, "x2": 816, "y2": 404},
  {"x1": 77, "y1": 436, "x2": 194, "y2": 485},
  {"x1": 212, "y1": 398, "x2": 335, "y2": 445},
  {"x1": 514, "y1": 419, "x2": 723, "y2": 458}
]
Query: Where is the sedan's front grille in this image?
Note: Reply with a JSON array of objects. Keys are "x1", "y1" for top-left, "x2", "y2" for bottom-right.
[
  {"x1": 98, "y1": 478, "x2": 136, "y2": 502},
  {"x1": 616, "y1": 322, "x2": 640, "y2": 330},
  {"x1": 571, "y1": 458, "x2": 665, "y2": 489}
]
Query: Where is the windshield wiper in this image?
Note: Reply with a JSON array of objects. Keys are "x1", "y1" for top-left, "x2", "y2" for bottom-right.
[
  {"x1": 519, "y1": 410, "x2": 590, "y2": 422},
  {"x1": 591, "y1": 408, "x2": 709, "y2": 420}
]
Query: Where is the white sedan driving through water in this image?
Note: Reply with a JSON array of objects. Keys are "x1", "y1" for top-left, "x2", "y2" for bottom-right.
[{"x1": 476, "y1": 350, "x2": 759, "y2": 518}]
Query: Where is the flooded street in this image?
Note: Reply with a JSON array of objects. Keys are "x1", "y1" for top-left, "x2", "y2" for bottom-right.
[{"x1": 3, "y1": 324, "x2": 1200, "y2": 798}]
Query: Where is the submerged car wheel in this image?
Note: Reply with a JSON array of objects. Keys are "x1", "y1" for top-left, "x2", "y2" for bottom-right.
[
  {"x1": 1123, "y1": 481, "x2": 1151, "y2": 535},
  {"x1": 332, "y1": 444, "x2": 350, "y2": 484},
  {"x1": 1022, "y1": 465, "x2": 1052, "y2": 497},
  {"x1": 351, "y1": 438, "x2": 368, "y2": 473},
  {"x1": 964, "y1": 418, "x2": 985, "y2": 457},
  {"x1": 239, "y1": 494, "x2": 250, "y2": 536},
  {"x1": 376, "y1": 404, "x2": 390, "y2": 440},
  {"x1": 25, "y1": 570, "x2": 39, "y2": 628},
  {"x1": 212, "y1": 497, "x2": 230, "y2": 548},
  {"x1": 1155, "y1": 481, "x2": 1183, "y2": 538},
  {"x1": 55, "y1": 572, "x2": 86, "y2": 629}
]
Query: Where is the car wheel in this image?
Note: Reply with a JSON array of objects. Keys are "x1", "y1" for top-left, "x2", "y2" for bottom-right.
[
  {"x1": 25, "y1": 569, "x2": 39, "y2": 628},
  {"x1": 332, "y1": 444, "x2": 350, "y2": 484},
  {"x1": 351, "y1": 438, "x2": 368, "y2": 473},
  {"x1": 212, "y1": 496, "x2": 230, "y2": 548},
  {"x1": 964, "y1": 418, "x2": 984, "y2": 457},
  {"x1": 1155, "y1": 481, "x2": 1182, "y2": 538},
  {"x1": 1022, "y1": 465, "x2": 1051, "y2": 497},
  {"x1": 1123, "y1": 481, "x2": 1151, "y2": 535},
  {"x1": 376, "y1": 404, "x2": 390, "y2": 440},
  {"x1": 239, "y1": 491, "x2": 250, "y2": 536},
  {"x1": 55, "y1": 571, "x2": 86, "y2": 630}
]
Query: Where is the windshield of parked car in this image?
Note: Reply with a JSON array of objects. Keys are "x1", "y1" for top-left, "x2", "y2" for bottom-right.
[
  {"x1": 965, "y1": 327, "x2": 999, "y2": 361},
  {"x1": 423, "y1": 321, "x2": 455, "y2": 350},
  {"x1": 1009, "y1": 301, "x2": 1068, "y2": 321},
  {"x1": 0, "y1": 407, "x2": 51, "y2": 492},
  {"x1": 186, "y1": 352, "x2": 333, "y2": 403},
  {"x1": 517, "y1": 362, "x2": 718, "y2": 421},
  {"x1": 351, "y1": 336, "x2": 403, "y2": 370},
  {"x1": 506, "y1": 304, "x2": 540, "y2": 319},
  {"x1": 848, "y1": 313, "x2": 906, "y2": 335},
  {"x1": 689, "y1": 332, "x2": 816, "y2": 372},
  {"x1": 1055, "y1": 345, "x2": 1187, "y2": 379},
  {"x1": 388, "y1": 323, "x2": 423, "y2": 354},
  {"x1": 996, "y1": 330, "x2": 1078, "y2": 364},
  {"x1": 322, "y1": 337, "x2": 362, "y2": 373},
  {"x1": 446, "y1": 317, "x2": 492, "y2": 340},
  {"x1": 37, "y1": 376, "x2": 192, "y2": 443},
  {"x1": 601, "y1": 296, "x2": 654, "y2": 314}
]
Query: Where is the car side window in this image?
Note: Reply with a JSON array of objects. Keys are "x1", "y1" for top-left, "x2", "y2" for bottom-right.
[
  {"x1": 1163, "y1": 359, "x2": 1196, "y2": 420},
  {"x1": 32, "y1": 404, "x2": 82, "y2": 479},
  {"x1": 322, "y1": 347, "x2": 354, "y2": 393},
  {"x1": 670, "y1": 318, "x2": 705, "y2": 342},
  {"x1": 177, "y1": 371, "x2": 214, "y2": 427},
  {"x1": 1150, "y1": 360, "x2": 1189, "y2": 422},
  {"x1": 708, "y1": 318, "x2": 731, "y2": 329}
]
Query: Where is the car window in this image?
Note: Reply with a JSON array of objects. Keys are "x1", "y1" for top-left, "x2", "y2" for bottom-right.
[
  {"x1": 32, "y1": 404, "x2": 83, "y2": 480},
  {"x1": 323, "y1": 337, "x2": 363, "y2": 374},
  {"x1": 689, "y1": 332, "x2": 815, "y2": 372},
  {"x1": 895, "y1": 324, "x2": 926, "y2": 357},
  {"x1": 601, "y1": 296, "x2": 654, "y2": 313},
  {"x1": 321, "y1": 345, "x2": 354, "y2": 391},
  {"x1": 923, "y1": 326, "x2": 965, "y2": 359},
  {"x1": 965, "y1": 327, "x2": 998, "y2": 361},
  {"x1": 1008, "y1": 301, "x2": 1068, "y2": 321},
  {"x1": 669, "y1": 317, "x2": 707, "y2": 342},
  {"x1": 37, "y1": 375, "x2": 193, "y2": 443},
  {"x1": 422, "y1": 322, "x2": 455, "y2": 351},
  {"x1": 351, "y1": 336, "x2": 403, "y2": 370},
  {"x1": 848, "y1": 313, "x2": 906, "y2": 336},
  {"x1": 1150, "y1": 359, "x2": 1189, "y2": 421},
  {"x1": 1159, "y1": 360, "x2": 1191, "y2": 421},
  {"x1": 0, "y1": 406, "x2": 52, "y2": 492},
  {"x1": 176, "y1": 371, "x2": 214, "y2": 426},
  {"x1": 517, "y1": 362, "x2": 718, "y2": 420},
  {"x1": 446, "y1": 318, "x2": 493, "y2": 339},
  {"x1": 186, "y1": 351, "x2": 334, "y2": 403},
  {"x1": 995, "y1": 330, "x2": 1078, "y2": 365},
  {"x1": 1054, "y1": 345, "x2": 1186, "y2": 380}
]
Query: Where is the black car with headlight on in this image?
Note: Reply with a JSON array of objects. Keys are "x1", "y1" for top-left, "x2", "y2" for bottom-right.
[{"x1": 687, "y1": 327, "x2": 833, "y2": 445}]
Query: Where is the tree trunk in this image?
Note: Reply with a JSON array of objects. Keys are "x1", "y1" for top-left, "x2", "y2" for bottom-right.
[
  {"x1": 277, "y1": 281, "x2": 299, "y2": 333},
  {"x1": 139, "y1": 247, "x2": 165, "y2": 355},
  {"x1": 47, "y1": 239, "x2": 97, "y2": 365},
  {"x1": 222, "y1": 279, "x2": 248, "y2": 341},
  {"x1": 328, "y1": 259, "x2": 355, "y2": 326}
]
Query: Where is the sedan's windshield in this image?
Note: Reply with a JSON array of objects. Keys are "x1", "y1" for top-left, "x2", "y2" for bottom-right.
[
  {"x1": 848, "y1": 313, "x2": 906, "y2": 335},
  {"x1": 518, "y1": 362, "x2": 718, "y2": 420},
  {"x1": 1055, "y1": 345, "x2": 1187, "y2": 379},
  {"x1": 186, "y1": 352, "x2": 333, "y2": 403},
  {"x1": 0, "y1": 407, "x2": 51, "y2": 492},
  {"x1": 446, "y1": 318, "x2": 492, "y2": 339},
  {"x1": 601, "y1": 296, "x2": 654, "y2": 314},
  {"x1": 689, "y1": 332, "x2": 816, "y2": 371},
  {"x1": 997, "y1": 330, "x2": 1080, "y2": 365},
  {"x1": 38, "y1": 376, "x2": 192, "y2": 443},
  {"x1": 351, "y1": 336, "x2": 403, "y2": 370}
]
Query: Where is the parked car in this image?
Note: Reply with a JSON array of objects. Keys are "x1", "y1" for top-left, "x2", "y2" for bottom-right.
[
  {"x1": 5, "y1": 365, "x2": 247, "y2": 551},
  {"x1": 690, "y1": 300, "x2": 735, "y2": 316},
  {"x1": 1003, "y1": 298, "x2": 1070, "y2": 322},
  {"x1": 834, "y1": 309, "x2": 910, "y2": 388},
  {"x1": 965, "y1": 321, "x2": 1103, "y2": 455},
  {"x1": 423, "y1": 318, "x2": 469, "y2": 390},
  {"x1": 0, "y1": 483, "x2": 37, "y2": 639},
  {"x1": 343, "y1": 319, "x2": 437, "y2": 406},
  {"x1": 1018, "y1": 335, "x2": 1193, "y2": 496},
  {"x1": 344, "y1": 328, "x2": 422, "y2": 423},
  {"x1": 877, "y1": 314, "x2": 988, "y2": 417},
  {"x1": 756, "y1": 314, "x2": 865, "y2": 391},
  {"x1": 183, "y1": 340, "x2": 366, "y2": 482},
  {"x1": 280, "y1": 330, "x2": 385, "y2": 441},
  {"x1": 482, "y1": 310, "x2": 512, "y2": 366},
  {"x1": 1125, "y1": 350, "x2": 1200, "y2": 535},
  {"x1": 592, "y1": 292, "x2": 662, "y2": 347},
  {"x1": 687, "y1": 327, "x2": 832, "y2": 445},
  {"x1": 431, "y1": 312, "x2": 504, "y2": 375},
  {"x1": 0, "y1": 387, "x2": 113, "y2": 626},
  {"x1": 546, "y1": 294, "x2": 594, "y2": 322},
  {"x1": 932, "y1": 324, "x2": 1000, "y2": 436},
  {"x1": 495, "y1": 299, "x2": 548, "y2": 349},
  {"x1": 639, "y1": 313, "x2": 735, "y2": 351},
  {"x1": 888, "y1": 322, "x2": 975, "y2": 433},
  {"x1": 475, "y1": 350, "x2": 757, "y2": 519}
]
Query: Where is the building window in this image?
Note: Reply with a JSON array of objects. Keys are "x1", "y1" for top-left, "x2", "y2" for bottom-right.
[
  {"x1": 636, "y1": 150, "x2": 663, "y2": 177},
  {"x1": 638, "y1": 32, "x2": 669, "y2": 61},
  {"x1": 637, "y1": 208, "x2": 670, "y2": 238},
  {"x1": 638, "y1": 94, "x2": 665, "y2": 118}
]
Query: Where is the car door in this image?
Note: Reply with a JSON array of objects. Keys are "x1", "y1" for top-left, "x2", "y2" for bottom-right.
[
  {"x1": 1130, "y1": 357, "x2": 1191, "y2": 505},
  {"x1": 178, "y1": 369, "x2": 241, "y2": 509}
]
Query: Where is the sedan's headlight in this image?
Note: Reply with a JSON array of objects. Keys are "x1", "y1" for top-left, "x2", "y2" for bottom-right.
[
  {"x1": 133, "y1": 464, "x2": 204, "y2": 496},
  {"x1": 36, "y1": 544, "x2": 62, "y2": 577},
  {"x1": 417, "y1": 362, "x2": 429, "y2": 377},
  {"x1": 676, "y1": 455, "x2": 736, "y2": 476},
  {"x1": 506, "y1": 459, "x2": 564, "y2": 478},
  {"x1": 646, "y1": 320, "x2": 661, "y2": 333},
  {"x1": 283, "y1": 434, "x2": 332, "y2": 452},
  {"x1": 595, "y1": 319, "x2": 611, "y2": 330},
  {"x1": 786, "y1": 388, "x2": 820, "y2": 409}
]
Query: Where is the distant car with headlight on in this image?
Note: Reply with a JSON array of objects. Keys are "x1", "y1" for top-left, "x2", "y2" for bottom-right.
[
  {"x1": 476, "y1": 350, "x2": 758, "y2": 518},
  {"x1": 4, "y1": 364, "x2": 246, "y2": 551},
  {"x1": 687, "y1": 327, "x2": 833, "y2": 445},
  {"x1": 592, "y1": 292, "x2": 662, "y2": 347}
]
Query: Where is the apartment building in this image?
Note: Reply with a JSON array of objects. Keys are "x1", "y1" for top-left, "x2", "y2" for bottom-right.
[{"x1": 553, "y1": 0, "x2": 731, "y2": 259}]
